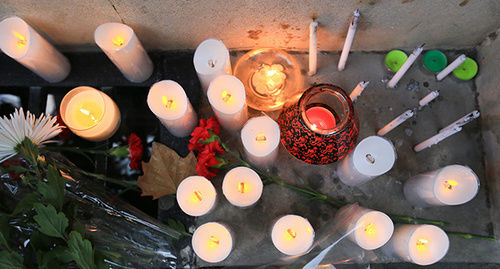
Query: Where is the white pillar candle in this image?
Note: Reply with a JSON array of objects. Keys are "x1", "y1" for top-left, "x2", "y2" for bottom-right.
[
  {"x1": 377, "y1": 109, "x2": 414, "y2": 136},
  {"x1": 413, "y1": 125, "x2": 461, "y2": 152},
  {"x1": 59, "y1": 86, "x2": 120, "y2": 142},
  {"x1": 403, "y1": 165, "x2": 479, "y2": 207},
  {"x1": 192, "y1": 222, "x2": 233, "y2": 263},
  {"x1": 240, "y1": 116, "x2": 280, "y2": 169},
  {"x1": 381, "y1": 225, "x2": 449, "y2": 266},
  {"x1": 439, "y1": 110, "x2": 480, "y2": 133},
  {"x1": 0, "y1": 16, "x2": 70, "y2": 83},
  {"x1": 338, "y1": 9, "x2": 360, "y2": 72},
  {"x1": 193, "y1": 39, "x2": 232, "y2": 95},
  {"x1": 147, "y1": 80, "x2": 198, "y2": 137},
  {"x1": 94, "y1": 22, "x2": 153, "y2": 83},
  {"x1": 308, "y1": 20, "x2": 318, "y2": 76},
  {"x1": 337, "y1": 136, "x2": 396, "y2": 187},
  {"x1": 176, "y1": 176, "x2": 217, "y2": 216},
  {"x1": 418, "y1": 90, "x2": 439, "y2": 108},
  {"x1": 350, "y1": 81, "x2": 369, "y2": 102},
  {"x1": 271, "y1": 215, "x2": 315, "y2": 256},
  {"x1": 222, "y1": 166, "x2": 263, "y2": 207},
  {"x1": 436, "y1": 54, "x2": 467, "y2": 81},
  {"x1": 387, "y1": 45, "x2": 424, "y2": 88},
  {"x1": 207, "y1": 75, "x2": 248, "y2": 132}
]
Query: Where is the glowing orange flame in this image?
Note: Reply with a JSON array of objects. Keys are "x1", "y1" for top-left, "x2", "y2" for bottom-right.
[
  {"x1": 192, "y1": 191, "x2": 203, "y2": 202},
  {"x1": 222, "y1": 90, "x2": 232, "y2": 103},
  {"x1": 255, "y1": 133, "x2": 267, "y2": 143},
  {"x1": 286, "y1": 228, "x2": 297, "y2": 239},
  {"x1": 364, "y1": 223, "x2": 375, "y2": 235},
  {"x1": 12, "y1": 31, "x2": 27, "y2": 48},
  {"x1": 208, "y1": 236, "x2": 220, "y2": 247},
  {"x1": 416, "y1": 238, "x2": 428, "y2": 250},
  {"x1": 162, "y1": 96, "x2": 175, "y2": 109},
  {"x1": 112, "y1": 36, "x2": 124, "y2": 47},
  {"x1": 238, "y1": 182, "x2": 247, "y2": 194},
  {"x1": 443, "y1": 180, "x2": 458, "y2": 191}
]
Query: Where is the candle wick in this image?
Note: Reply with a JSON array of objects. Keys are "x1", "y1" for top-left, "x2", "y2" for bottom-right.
[
  {"x1": 366, "y1": 154, "x2": 375, "y2": 164},
  {"x1": 208, "y1": 59, "x2": 216, "y2": 68},
  {"x1": 255, "y1": 133, "x2": 267, "y2": 143}
]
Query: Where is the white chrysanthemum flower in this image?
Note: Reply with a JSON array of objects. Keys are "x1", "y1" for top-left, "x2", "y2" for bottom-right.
[{"x1": 0, "y1": 108, "x2": 61, "y2": 162}]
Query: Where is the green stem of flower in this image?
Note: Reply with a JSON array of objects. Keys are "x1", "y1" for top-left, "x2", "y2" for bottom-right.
[
  {"x1": 446, "y1": 232, "x2": 497, "y2": 241},
  {"x1": 389, "y1": 214, "x2": 450, "y2": 226}
]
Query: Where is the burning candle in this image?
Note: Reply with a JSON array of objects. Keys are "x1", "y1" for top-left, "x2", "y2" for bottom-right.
[
  {"x1": 147, "y1": 80, "x2": 198, "y2": 137},
  {"x1": 271, "y1": 215, "x2": 315, "y2": 256},
  {"x1": 176, "y1": 176, "x2": 217, "y2": 216},
  {"x1": 452, "y1": 57, "x2": 478, "y2": 81},
  {"x1": 337, "y1": 136, "x2": 396, "y2": 187},
  {"x1": 0, "y1": 16, "x2": 70, "y2": 83},
  {"x1": 251, "y1": 63, "x2": 287, "y2": 97},
  {"x1": 377, "y1": 109, "x2": 414, "y2": 136},
  {"x1": 94, "y1": 22, "x2": 153, "y2": 83},
  {"x1": 381, "y1": 224, "x2": 449, "y2": 266},
  {"x1": 192, "y1": 222, "x2": 233, "y2": 263},
  {"x1": 350, "y1": 81, "x2": 369, "y2": 102},
  {"x1": 240, "y1": 116, "x2": 280, "y2": 169},
  {"x1": 418, "y1": 90, "x2": 439, "y2": 109},
  {"x1": 385, "y1": 50, "x2": 408, "y2": 72},
  {"x1": 413, "y1": 125, "x2": 462, "y2": 152},
  {"x1": 308, "y1": 19, "x2": 318, "y2": 76},
  {"x1": 222, "y1": 166, "x2": 263, "y2": 207},
  {"x1": 422, "y1": 50, "x2": 447, "y2": 73},
  {"x1": 403, "y1": 165, "x2": 479, "y2": 207},
  {"x1": 207, "y1": 75, "x2": 248, "y2": 132},
  {"x1": 338, "y1": 9, "x2": 360, "y2": 72},
  {"x1": 305, "y1": 106, "x2": 337, "y2": 130},
  {"x1": 59, "y1": 86, "x2": 120, "y2": 142},
  {"x1": 193, "y1": 39, "x2": 232, "y2": 94},
  {"x1": 387, "y1": 45, "x2": 424, "y2": 88},
  {"x1": 436, "y1": 54, "x2": 466, "y2": 81}
]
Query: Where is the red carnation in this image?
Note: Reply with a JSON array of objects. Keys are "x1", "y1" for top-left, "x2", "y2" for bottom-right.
[
  {"x1": 56, "y1": 110, "x2": 72, "y2": 141},
  {"x1": 126, "y1": 133, "x2": 143, "y2": 170},
  {"x1": 195, "y1": 141, "x2": 226, "y2": 179},
  {"x1": 188, "y1": 117, "x2": 221, "y2": 151}
]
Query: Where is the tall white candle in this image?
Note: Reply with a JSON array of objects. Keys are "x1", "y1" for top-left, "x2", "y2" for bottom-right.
[
  {"x1": 387, "y1": 45, "x2": 424, "y2": 88},
  {"x1": 59, "y1": 86, "x2": 120, "y2": 142},
  {"x1": 222, "y1": 166, "x2": 263, "y2": 207},
  {"x1": 192, "y1": 222, "x2": 233, "y2": 263},
  {"x1": 308, "y1": 20, "x2": 318, "y2": 76},
  {"x1": 418, "y1": 90, "x2": 439, "y2": 108},
  {"x1": 94, "y1": 22, "x2": 153, "y2": 83},
  {"x1": 337, "y1": 136, "x2": 396, "y2": 187},
  {"x1": 377, "y1": 110, "x2": 414, "y2": 136},
  {"x1": 350, "y1": 81, "x2": 369, "y2": 102},
  {"x1": 271, "y1": 215, "x2": 315, "y2": 256},
  {"x1": 381, "y1": 225, "x2": 449, "y2": 266},
  {"x1": 338, "y1": 9, "x2": 360, "y2": 72},
  {"x1": 0, "y1": 16, "x2": 70, "y2": 83},
  {"x1": 439, "y1": 110, "x2": 480, "y2": 133},
  {"x1": 240, "y1": 116, "x2": 280, "y2": 169},
  {"x1": 413, "y1": 125, "x2": 461, "y2": 152},
  {"x1": 436, "y1": 54, "x2": 467, "y2": 81},
  {"x1": 193, "y1": 39, "x2": 232, "y2": 94},
  {"x1": 176, "y1": 176, "x2": 217, "y2": 216},
  {"x1": 207, "y1": 75, "x2": 248, "y2": 132},
  {"x1": 403, "y1": 165, "x2": 479, "y2": 207},
  {"x1": 147, "y1": 80, "x2": 197, "y2": 137}
]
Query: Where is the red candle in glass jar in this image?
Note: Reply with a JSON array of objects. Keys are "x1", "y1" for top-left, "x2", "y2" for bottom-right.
[{"x1": 306, "y1": 106, "x2": 337, "y2": 130}]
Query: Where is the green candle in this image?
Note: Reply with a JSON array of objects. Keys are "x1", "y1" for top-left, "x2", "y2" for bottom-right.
[
  {"x1": 453, "y1": 57, "x2": 478, "y2": 80},
  {"x1": 385, "y1": 50, "x2": 408, "y2": 72},
  {"x1": 423, "y1": 50, "x2": 447, "y2": 72}
]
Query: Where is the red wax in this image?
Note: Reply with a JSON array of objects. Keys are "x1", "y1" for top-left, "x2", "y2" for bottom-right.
[{"x1": 306, "y1": 106, "x2": 336, "y2": 130}]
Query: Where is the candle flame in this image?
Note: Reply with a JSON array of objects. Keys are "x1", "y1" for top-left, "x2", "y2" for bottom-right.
[
  {"x1": 416, "y1": 238, "x2": 428, "y2": 250},
  {"x1": 208, "y1": 236, "x2": 220, "y2": 247},
  {"x1": 79, "y1": 108, "x2": 98, "y2": 124},
  {"x1": 222, "y1": 90, "x2": 232, "y2": 103},
  {"x1": 443, "y1": 180, "x2": 458, "y2": 191},
  {"x1": 252, "y1": 64, "x2": 286, "y2": 95},
  {"x1": 255, "y1": 133, "x2": 267, "y2": 143},
  {"x1": 162, "y1": 96, "x2": 175, "y2": 109},
  {"x1": 286, "y1": 228, "x2": 297, "y2": 239},
  {"x1": 12, "y1": 31, "x2": 27, "y2": 48},
  {"x1": 238, "y1": 182, "x2": 248, "y2": 194},
  {"x1": 112, "y1": 36, "x2": 124, "y2": 47},
  {"x1": 366, "y1": 154, "x2": 375, "y2": 164},
  {"x1": 311, "y1": 124, "x2": 318, "y2": 131},
  {"x1": 192, "y1": 191, "x2": 203, "y2": 202},
  {"x1": 364, "y1": 223, "x2": 375, "y2": 235}
]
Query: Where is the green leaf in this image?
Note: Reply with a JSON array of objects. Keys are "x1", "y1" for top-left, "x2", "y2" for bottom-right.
[
  {"x1": 167, "y1": 219, "x2": 190, "y2": 239},
  {"x1": 3, "y1": 165, "x2": 31, "y2": 175},
  {"x1": 16, "y1": 138, "x2": 39, "y2": 167},
  {"x1": 36, "y1": 250, "x2": 60, "y2": 269},
  {"x1": 12, "y1": 193, "x2": 39, "y2": 215},
  {"x1": 67, "y1": 231, "x2": 95, "y2": 269},
  {"x1": 29, "y1": 230, "x2": 54, "y2": 252},
  {"x1": 0, "y1": 250, "x2": 25, "y2": 269},
  {"x1": 33, "y1": 203, "x2": 68, "y2": 240},
  {"x1": 0, "y1": 215, "x2": 11, "y2": 251},
  {"x1": 38, "y1": 166, "x2": 65, "y2": 211}
]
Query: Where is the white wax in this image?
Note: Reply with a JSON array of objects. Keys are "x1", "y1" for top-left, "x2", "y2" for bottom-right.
[
  {"x1": 192, "y1": 222, "x2": 233, "y2": 263},
  {"x1": 271, "y1": 215, "x2": 315, "y2": 256},
  {"x1": 377, "y1": 110, "x2": 414, "y2": 136},
  {"x1": 308, "y1": 20, "x2": 318, "y2": 76},
  {"x1": 147, "y1": 80, "x2": 197, "y2": 137},
  {"x1": 436, "y1": 54, "x2": 467, "y2": 81},
  {"x1": 222, "y1": 166, "x2": 263, "y2": 207},
  {"x1": 338, "y1": 9, "x2": 360, "y2": 72},
  {"x1": 207, "y1": 75, "x2": 248, "y2": 132},
  {"x1": 176, "y1": 176, "x2": 217, "y2": 216},
  {"x1": 403, "y1": 165, "x2": 479, "y2": 207},
  {"x1": 94, "y1": 22, "x2": 153, "y2": 83},
  {"x1": 193, "y1": 39, "x2": 232, "y2": 94},
  {"x1": 381, "y1": 225, "x2": 449, "y2": 266},
  {"x1": 413, "y1": 125, "x2": 462, "y2": 152},
  {"x1": 418, "y1": 90, "x2": 439, "y2": 108},
  {"x1": 350, "y1": 81, "x2": 369, "y2": 102},
  {"x1": 439, "y1": 110, "x2": 480, "y2": 133},
  {"x1": 387, "y1": 45, "x2": 424, "y2": 88},
  {"x1": 0, "y1": 16, "x2": 70, "y2": 83},
  {"x1": 240, "y1": 116, "x2": 280, "y2": 169},
  {"x1": 60, "y1": 86, "x2": 120, "y2": 142},
  {"x1": 337, "y1": 136, "x2": 396, "y2": 187}
]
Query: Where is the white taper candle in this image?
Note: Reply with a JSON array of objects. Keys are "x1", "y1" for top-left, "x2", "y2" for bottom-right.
[
  {"x1": 377, "y1": 109, "x2": 414, "y2": 136},
  {"x1": 308, "y1": 20, "x2": 318, "y2": 76},
  {"x1": 418, "y1": 90, "x2": 439, "y2": 108},
  {"x1": 439, "y1": 110, "x2": 479, "y2": 133},
  {"x1": 414, "y1": 125, "x2": 462, "y2": 152},
  {"x1": 436, "y1": 54, "x2": 467, "y2": 81},
  {"x1": 338, "y1": 9, "x2": 360, "y2": 72},
  {"x1": 350, "y1": 81, "x2": 369, "y2": 102},
  {"x1": 387, "y1": 45, "x2": 424, "y2": 88}
]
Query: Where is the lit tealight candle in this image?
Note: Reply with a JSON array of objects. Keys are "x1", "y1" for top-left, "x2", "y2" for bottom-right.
[
  {"x1": 207, "y1": 75, "x2": 248, "y2": 132},
  {"x1": 222, "y1": 166, "x2": 263, "y2": 207},
  {"x1": 403, "y1": 165, "x2": 479, "y2": 207},
  {"x1": 305, "y1": 106, "x2": 337, "y2": 131},
  {"x1": 251, "y1": 64, "x2": 287, "y2": 97},
  {"x1": 0, "y1": 16, "x2": 70, "y2": 83},
  {"x1": 176, "y1": 176, "x2": 217, "y2": 216},
  {"x1": 192, "y1": 222, "x2": 233, "y2": 263},
  {"x1": 147, "y1": 80, "x2": 198, "y2": 137},
  {"x1": 240, "y1": 116, "x2": 280, "y2": 169},
  {"x1": 381, "y1": 224, "x2": 449, "y2": 266},
  {"x1": 271, "y1": 215, "x2": 315, "y2": 256},
  {"x1": 193, "y1": 39, "x2": 232, "y2": 95},
  {"x1": 94, "y1": 22, "x2": 153, "y2": 83},
  {"x1": 59, "y1": 86, "x2": 120, "y2": 142}
]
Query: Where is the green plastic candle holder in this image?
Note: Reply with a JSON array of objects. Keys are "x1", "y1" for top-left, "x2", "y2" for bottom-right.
[
  {"x1": 453, "y1": 57, "x2": 478, "y2": 81},
  {"x1": 423, "y1": 50, "x2": 447, "y2": 73},
  {"x1": 385, "y1": 50, "x2": 408, "y2": 72}
]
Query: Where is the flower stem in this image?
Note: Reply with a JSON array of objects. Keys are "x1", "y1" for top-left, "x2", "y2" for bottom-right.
[{"x1": 446, "y1": 232, "x2": 497, "y2": 241}]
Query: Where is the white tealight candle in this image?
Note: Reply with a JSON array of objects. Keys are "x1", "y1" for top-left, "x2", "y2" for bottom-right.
[
  {"x1": 436, "y1": 54, "x2": 467, "y2": 81},
  {"x1": 176, "y1": 176, "x2": 217, "y2": 217},
  {"x1": 381, "y1": 224, "x2": 449, "y2": 266},
  {"x1": 350, "y1": 81, "x2": 369, "y2": 102},
  {"x1": 59, "y1": 86, "x2": 120, "y2": 142},
  {"x1": 377, "y1": 109, "x2": 414, "y2": 136},
  {"x1": 94, "y1": 22, "x2": 153, "y2": 83},
  {"x1": 271, "y1": 215, "x2": 315, "y2": 256},
  {"x1": 403, "y1": 165, "x2": 479, "y2": 207},
  {"x1": 387, "y1": 45, "x2": 424, "y2": 88},
  {"x1": 240, "y1": 116, "x2": 280, "y2": 169},
  {"x1": 193, "y1": 39, "x2": 232, "y2": 95},
  {"x1": 222, "y1": 166, "x2": 263, "y2": 207},
  {"x1": 0, "y1": 16, "x2": 70, "y2": 83},
  {"x1": 338, "y1": 9, "x2": 360, "y2": 72},
  {"x1": 207, "y1": 75, "x2": 248, "y2": 132},
  {"x1": 308, "y1": 20, "x2": 318, "y2": 76},
  {"x1": 147, "y1": 80, "x2": 198, "y2": 137},
  {"x1": 192, "y1": 222, "x2": 233, "y2": 263},
  {"x1": 337, "y1": 136, "x2": 396, "y2": 187}
]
